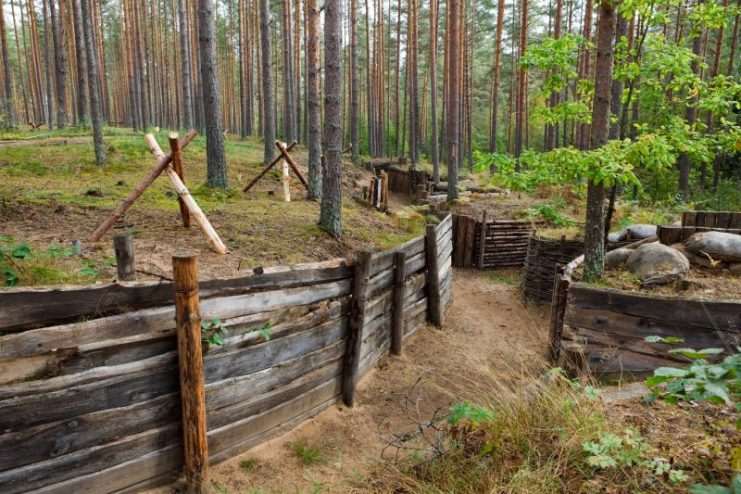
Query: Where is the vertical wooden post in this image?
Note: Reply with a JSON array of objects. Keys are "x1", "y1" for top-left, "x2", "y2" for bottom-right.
[
  {"x1": 282, "y1": 160, "x2": 291, "y2": 202},
  {"x1": 342, "y1": 250, "x2": 373, "y2": 407},
  {"x1": 169, "y1": 133, "x2": 191, "y2": 228},
  {"x1": 548, "y1": 265, "x2": 570, "y2": 363},
  {"x1": 478, "y1": 211, "x2": 487, "y2": 269},
  {"x1": 172, "y1": 256, "x2": 209, "y2": 493},
  {"x1": 391, "y1": 251, "x2": 406, "y2": 355},
  {"x1": 425, "y1": 223, "x2": 442, "y2": 327},
  {"x1": 113, "y1": 234, "x2": 136, "y2": 281}
]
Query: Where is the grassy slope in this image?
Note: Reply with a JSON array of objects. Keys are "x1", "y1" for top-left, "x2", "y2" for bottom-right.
[{"x1": 0, "y1": 128, "x2": 422, "y2": 286}]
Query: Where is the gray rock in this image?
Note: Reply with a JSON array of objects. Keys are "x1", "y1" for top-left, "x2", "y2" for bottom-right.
[
  {"x1": 626, "y1": 243, "x2": 690, "y2": 286},
  {"x1": 626, "y1": 224, "x2": 657, "y2": 240},
  {"x1": 684, "y1": 231, "x2": 741, "y2": 263},
  {"x1": 607, "y1": 232, "x2": 623, "y2": 243},
  {"x1": 604, "y1": 247, "x2": 634, "y2": 270}
]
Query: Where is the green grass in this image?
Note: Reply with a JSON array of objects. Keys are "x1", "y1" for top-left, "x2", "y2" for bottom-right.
[
  {"x1": 239, "y1": 457, "x2": 258, "y2": 471},
  {"x1": 486, "y1": 270, "x2": 520, "y2": 286},
  {"x1": 291, "y1": 439, "x2": 326, "y2": 466}
]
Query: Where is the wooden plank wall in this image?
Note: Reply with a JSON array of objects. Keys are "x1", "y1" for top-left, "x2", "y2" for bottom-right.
[
  {"x1": 658, "y1": 225, "x2": 741, "y2": 245},
  {"x1": 562, "y1": 283, "x2": 741, "y2": 380},
  {"x1": 382, "y1": 166, "x2": 428, "y2": 196},
  {"x1": 452, "y1": 214, "x2": 533, "y2": 268},
  {"x1": 0, "y1": 231, "x2": 456, "y2": 493},
  {"x1": 681, "y1": 210, "x2": 741, "y2": 228}
]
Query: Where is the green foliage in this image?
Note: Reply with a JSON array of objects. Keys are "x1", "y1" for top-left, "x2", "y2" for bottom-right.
[
  {"x1": 690, "y1": 475, "x2": 741, "y2": 494},
  {"x1": 291, "y1": 440, "x2": 326, "y2": 466},
  {"x1": 448, "y1": 402, "x2": 495, "y2": 427},
  {"x1": 0, "y1": 237, "x2": 96, "y2": 286},
  {"x1": 201, "y1": 319, "x2": 227, "y2": 347},
  {"x1": 240, "y1": 457, "x2": 258, "y2": 471},
  {"x1": 255, "y1": 323, "x2": 272, "y2": 342},
  {"x1": 644, "y1": 336, "x2": 740, "y2": 406},
  {"x1": 525, "y1": 203, "x2": 577, "y2": 228}
]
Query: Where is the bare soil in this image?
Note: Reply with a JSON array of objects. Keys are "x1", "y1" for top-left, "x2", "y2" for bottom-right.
[{"x1": 150, "y1": 269, "x2": 551, "y2": 494}]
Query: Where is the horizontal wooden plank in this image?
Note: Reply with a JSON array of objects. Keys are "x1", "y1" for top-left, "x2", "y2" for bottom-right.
[
  {"x1": 369, "y1": 236, "x2": 425, "y2": 276},
  {"x1": 0, "y1": 259, "x2": 352, "y2": 332},
  {"x1": 363, "y1": 290, "x2": 393, "y2": 326},
  {"x1": 568, "y1": 283, "x2": 741, "y2": 331}
]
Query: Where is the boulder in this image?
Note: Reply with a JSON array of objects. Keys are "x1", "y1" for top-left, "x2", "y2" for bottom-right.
[
  {"x1": 604, "y1": 247, "x2": 634, "y2": 270},
  {"x1": 684, "y1": 231, "x2": 741, "y2": 263},
  {"x1": 626, "y1": 224, "x2": 657, "y2": 240},
  {"x1": 626, "y1": 243, "x2": 690, "y2": 286},
  {"x1": 607, "y1": 231, "x2": 623, "y2": 243}
]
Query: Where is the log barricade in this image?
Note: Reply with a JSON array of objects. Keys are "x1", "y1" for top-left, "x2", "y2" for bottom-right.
[
  {"x1": 451, "y1": 213, "x2": 534, "y2": 269},
  {"x1": 0, "y1": 217, "x2": 454, "y2": 494},
  {"x1": 372, "y1": 162, "x2": 428, "y2": 196},
  {"x1": 548, "y1": 251, "x2": 741, "y2": 381},
  {"x1": 522, "y1": 236, "x2": 632, "y2": 305},
  {"x1": 657, "y1": 210, "x2": 741, "y2": 245}
]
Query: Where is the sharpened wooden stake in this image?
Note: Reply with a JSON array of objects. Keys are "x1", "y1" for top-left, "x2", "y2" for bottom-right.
[
  {"x1": 275, "y1": 140, "x2": 308, "y2": 189},
  {"x1": 169, "y1": 133, "x2": 191, "y2": 228},
  {"x1": 282, "y1": 160, "x2": 291, "y2": 202},
  {"x1": 391, "y1": 251, "x2": 406, "y2": 355},
  {"x1": 426, "y1": 223, "x2": 442, "y2": 327},
  {"x1": 113, "y1": 234, "x2": 136, "y2": 281},
  {"x1": 242, "y1": 140, "x2": 298, "y2": 192},
  {"x1": 89, "y1": 130, "x2": 197, "y2": 242},
  {"x1": 342, "y1": 250, "x2": 372, "y2": 407},
  {"x1": 172, "y1": 256, "x2": 209, "y2": 494},
  {"x1": 144, "y1": 135, "x2": 228, "y2": 255}
]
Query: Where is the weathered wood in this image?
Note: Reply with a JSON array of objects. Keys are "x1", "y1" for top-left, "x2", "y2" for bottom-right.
[
  {"x1": 369, "y1": 236, "x2": 425, "y2": 276},
  {"x1": 548, "y1": 270, "x2": 569, "y2": 363},
  {"x1": 113, "y1": 234, "x2": 136, "y2": 281},
  {"x1": 168, "y1": 133, "x2": 191, "y2": 228},
  {"x1": 730, "y1": 212, "x2": 741, "y2": 229},
  {"x1": 145, "y1": 134, "x2": 228, "y2": 255},
  {"x1": 282, "y1": 159, "x2": 291, "y2": 202},
  {"x1": 657, "y1": 225, "x2": 682, "y2": 245},
  {"x1": 275, "y1": 140, "x2": 308, "y2": 188},
  {"x1": 172, "y1": 256, "x2": 209, "y2": 493},
  {"x1": 682, "y1": 211, "x2": 697, "y2": 227},
  {"x1": 478, "y1": 212, "x2": 487, "y2": 268},
  {"x1": 342, "y1": 251, "x2": 372, "y2": 406},
  {"x1": 89, "y1": 130, "x2": 197, "y2": 241},
  {"x1": 391, "y1": 251, "x2": 406, "y2": 355},
  {"x1": 426, "y1": 223, "x2": 442, "y2": 327},
  {"x1": 242, "y1": 140, "x2": 298, "y2": 192}
]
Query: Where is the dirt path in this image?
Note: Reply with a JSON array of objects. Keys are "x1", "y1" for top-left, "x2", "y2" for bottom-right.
[{"x1": 183, "y1": 269, "x2": 550, "y2": 494}]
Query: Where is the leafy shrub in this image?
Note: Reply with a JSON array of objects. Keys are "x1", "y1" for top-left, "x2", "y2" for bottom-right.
[{"x1": 525, "y1": 203, "x2": 577, "y2": 228}]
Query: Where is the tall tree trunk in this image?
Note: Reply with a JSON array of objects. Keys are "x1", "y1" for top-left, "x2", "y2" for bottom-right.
[
  {"x1": 577, "y1": 0, "x2": 593, "y2": 150},
  {"x1": 72, "y1": 0, "x2": 88, "y2": 125},
  {"x1": 394, "y1": 0, "x2": 401, "y2": 156},
  {"x1": 584, "y1": 0, "x2": 618, "y2": 281},
  {"x1": 42, "y1": 0, "x2": 53, "y2": 128},
  {"x1": 446, "y1": 0, "x2": 460, "y2": 201},
  {"x1": 306, "y1": 0, "x2": 322, "y2": 199},
  {"x1": 544, "y1": 0, "x2": 563, "y2": 151},
  {"x1": 350, "y1": 0, "x2": 360, "y2": 162},
  {"x1": 198, "y1": 0, "x2": 228, "y2": 188},
  {"x1": 430, "y1": 0, "x2": 440, "y2": 181},
  {"x1": 280, "y1": 0, "x2": 295, "y2": 141},
  {"x1": 488, "y1": 0, "x2": 505, "y2": 159},
  {"x1": 0, "y1": 0, "x2": 16, "y2": 127},
  {"x1": 259, "y1": 0, "x2": 274, "y2": 165},
  {"x1": 320, "y1": 0, "x2": 343, "y2": 237},
  {"x1": 50, "y1": 0, "x2": 68, "y2": 128},
  {"x1": 178, "y1": 0, "x2": 193, "y2": 129},
  {"x1": 514, "y1": 0, "x2": 528, "y2": 164},
  {"x1": 81, "y1": 0, "x2": 104, "y2": 164},
  {"x1": 727, "y1": 0, "x2": 740, "y2": 75},
  {"x1": 408, "y1": 0, "x2": 419, "y2": 164}
]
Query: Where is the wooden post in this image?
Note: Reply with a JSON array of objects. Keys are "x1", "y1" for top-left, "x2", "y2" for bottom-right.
[
  {"x1": 478, "y1": 211, "x2": 487, "y2": 269},
  {"x1": 391, "y1": 251, "x2": 406, "y2": 355},
  {"x1": 380, "y1": 170, "x2": 389, "y2": 206},
  {"x1": 282, "y1": 160, "x2": 291, "y2": 202},
  {"x1": 548, "y1": 266, "x2": 570, "y2": 363},
  {"x1": 169, "y1": 133, "x2": 191, "y2": 228},
  {"x1": 145, "y1": 135, "x2": 229, "y2": 255},
  {"x1": 89, "y1": 130, "x2": 198, "y2": 241},
  {"x1": 342, "y1": 250, "x2": 372, "y2": 407},
  {"x1": 242, "y1": 140, "x2": 298, "y2": 192},
  {"x1": 113, "y1": 234, "x2": 136, "y2": 281},
  {"x1": 426, "y1": 223, "x2": 442, "y2": 327},
  {"x1": 172, "y1": 256, "x2": 209, "y2": 494},
  {"x1": 275, "y1": 140, "x2": 308, "y2": 189}
]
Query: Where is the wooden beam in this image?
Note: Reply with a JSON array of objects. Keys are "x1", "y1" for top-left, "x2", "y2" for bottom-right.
[
  {"x1": 169, "y1": 133, "x2": 191, "y2": 228},
  {"x1": 342, "y1": 250, "x2": 372, "y2": 407},
  {"x1": 172, "y1": 256, "x2": 209, "y2": 494},
  {"x1": 425, "y1": 223, "x2": 442, "y2": 327},
  {"x1": 478, "y1": 211, "x2": 487, "y2": 268},
  {"x1": 275, "y1": 140, "x2": 308, "y2": 189},
  {"x1": 548, "y1": 268, "x2": 569, "y2": 363},
  {"x1": 391, "y1": 251, "x2": 406, "y2": 355},
  {"x1": 89, "y1": 130, "x2": 197, "y2": 241},
  {"x1": 242, "y1": 140, "x2": 298, "y2": 192},
  {"x1": 145, "y1": 135, "x2": 228, "y2": 255},
  {"x1": 113, "y1": 235, "x2": 136, "y2": 281}
]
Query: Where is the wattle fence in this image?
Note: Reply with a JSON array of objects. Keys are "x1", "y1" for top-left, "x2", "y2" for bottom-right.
[
  {"x1": 451, "y1": 213, "x2": 535, "y2": 269},
  {"x1": 0, "y1": 215, "x2": 453, "y2": 494}
]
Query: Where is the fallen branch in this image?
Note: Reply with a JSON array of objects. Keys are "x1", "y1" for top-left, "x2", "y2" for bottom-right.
[
  {"x1": 145, "y1": 133, "x2": 229, "y2": 255},
  {"x1": 89, "y1": 130, "x2": 198, "y2": 242}
]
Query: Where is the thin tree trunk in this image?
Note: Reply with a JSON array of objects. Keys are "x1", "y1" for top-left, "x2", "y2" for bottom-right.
[
  {"x1": 577, "y1": 0, "x2": 593, "y2": 150},
  {"x1": 727, "y1": 0, "x2": 740, "y2": 75},
  {"x1": 447, "y1": 0, "x2": 460, "y2": 201},
  {"x1": 488, "y1": 0, "x2": 505, "y2": 159},
  {"x1": 259, "y1": 0, "x2": 275, "y2": 164},
  {"x1": 430, "y1": 0, "x2": 440, "y2": 181},
  {"x1": 351, "y1": 0, "x2": 360, "y2": 162},
  {"x1": 0, "y1": 0, "x2": 16, "y2": 127},
  {"x1": 198, "y1": 0, "x2": 228, "y2": 188},
  {"x1": 545, "y1": 0, "x2": 563, "y2": 151},
  {"x1": 42, "y1": 0, "x2": 53, "y2": 128},
  {"x1": 178, "y1": 0, "x2": 193, "y2": 129},
  {"x1": 584, "y1": 0, "x2": 617, "y2": 281},
  {"x1": 306, "y1": 0, "x2": 322, "y2": 199},
  {"x1": 72, "y1": 0, "x2": 88, "y2": 125},
  {"x1": 319, "y1": 0, "x2": 343, "y2": 237},
  {"x1": 514, "y1": 0, "x2": 528, "y2": 164},
  {"x1": 50, "y1": 0, "x2": 68, "y2": 128},
  {"x1": 81, "y1": 0, "x2": 104, "y2": 164}
]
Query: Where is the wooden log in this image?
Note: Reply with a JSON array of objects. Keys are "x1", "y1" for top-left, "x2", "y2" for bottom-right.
[
  {"x1": 381, "y1": 170, "x2": 389, "y2": 206},
  {"x1": 730, "y1": 212, "x2": 741, "y2": 229},
  {"x1": 89, "y1": 130, "x2": 197, "y2": 241},
  {"x1": 342, "y1": 251, "x2": 372, "y2": 407},
  {"x1": 426, "y1": 224, "x2": 442, "y2": 327},
  {"x1": 391, "y1": 251, "x2": 406, "y2": 355},
  {"x1": 275, "y1": 140, "x2": 308, "y2": 189},
  {"x1": 282, "y1": 159, "x2": 291, "y2": 202},
  {"x1": 682, "y1": 211, "x2": 697, "y2": 227},
  {"x1": 478, "y1": 211, "x2": 487, "y2": 269},
  {"x1": 464, "y1": 216, "x2": 476, "y2": 267},
  {"x1": 145, "y1": 134, "x2": 228, "y2": 255},
  {"x1": 113, "y1": 235, "x2": 136, "y2": 281},
  {"x1": 172, "y1": 256, "x2": 209, "y2": 493},
  {"x1": 242, "y1": 140, "x2": 298, "y2": 192},
  {"x1": 715, "y1": 211, "x2": 731, "y2": 229},
  {"x1": 548, "y1": 269, "x2": 569, "y2": 363},
  {"x1": 657, "y1": 225, "x2": 682, "y2": 245},
  {"x1": 168, "y1": 133, "x2": 191, "y2": 228}
]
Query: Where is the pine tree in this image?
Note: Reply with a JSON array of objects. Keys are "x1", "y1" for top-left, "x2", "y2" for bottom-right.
[
  {"x1": 259, "y1": 0, "x2": 274, "y2": 165},
  {"x1": 81, "y1": 0, "x2": 104, "y2": 164}
]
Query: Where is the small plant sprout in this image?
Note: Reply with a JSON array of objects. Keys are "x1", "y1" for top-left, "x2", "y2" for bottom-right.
[
  {"x1": 201, "y1": 319, "x2": 228, "y2": 347},
  {"x1": 291, "y1": 439, "x2": 326, "y2": 466},
  {"x1": 239, "y1": 457, "x2": 258, "y2": 471}
]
